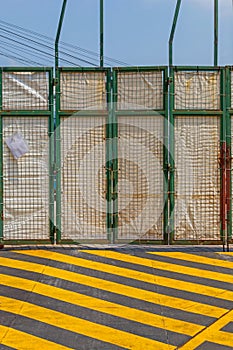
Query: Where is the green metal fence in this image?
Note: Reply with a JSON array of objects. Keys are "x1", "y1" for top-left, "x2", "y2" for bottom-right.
[
  {"x1": 0, "y1": 67, "x2": 54, "y2": 245},
  {"x1": 56, "y1": 67, "x2": 111, "y2": 243},
  {"x1": 0, "y1": 65, "x2": 232, "y2": 246},
  {"x1": 170, "y1": 66, "x2": 227, "y2": 244}
]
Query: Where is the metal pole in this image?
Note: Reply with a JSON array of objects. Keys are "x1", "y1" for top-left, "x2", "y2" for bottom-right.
[
  {"x1": 169, "y1": 0, "x2": 182, "y2": 67},
  {"x1": 214, "y1": 0, "x2": 218, "y2": 66},
  {"x1": 55, "y1": 0, "x2": 67, "y2": 243},
  {"x1": 55, "y1": 0, "x2": 68, "y2": 70},
  {"x1": 100, "y1": 0, "x2": 104, "y2": 67}
]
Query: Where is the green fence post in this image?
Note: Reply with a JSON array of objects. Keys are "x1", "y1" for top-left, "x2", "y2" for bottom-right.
[
  {"x1": 106, "y1": 69, "x2": 112, "y2": 241},
  {"x1": 169, "y1": 68, "x2": 175, "y2": 243},
  {"x1": 226, "y1": 66, "x2": 232, "y2": 248},
  {"x1": 0, "y1": 70, "x2": 3, "y2": 245},
  {"x1": 169, "y1": 0, "x2": 182, "y2": 68},
  {"x1": 164, "y1": 67, "x2": 169, "y2": 244},
  {"x1": 48, "y1": 68, "x2": 55, "y2": 244},
  {"x1": 214, "y1": 0, "x2": 218, "y2": 66},
  {"x1": 100, "y1": 0, "x2": 104, "y2": 67},
  {"x1": 112, "y1": 69, "x2": 118, "y2": 242},
  {"x1": 55, "y1": 0, "x2": 68, "y2": 243}
]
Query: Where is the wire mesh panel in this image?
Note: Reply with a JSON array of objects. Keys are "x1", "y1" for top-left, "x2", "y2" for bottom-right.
[
  {"x1": 58, "y1": 69, "x2": 110, "y2": 242},
  {"x1": 2, "y1": 71, "x2": 49, "y2": 110},
  {"x1": 114, "y1": 68, "x2": 167, "y2": 242},
  {"x1": 59, "y1": 115, "x2": 107, "y2": 240},
  {"x1": 0, "y1": 68, "x2": 53, "y2": 244},
  {"x1": 174, "y1": 116, "x2": 221, "y2": 240},
  {"x1": 117, "y1": 115, "x2": 164, "y2": 240},
  {"x1": 174, "y1": 71, "x2": 221, "y2": 110},
  {"x1": 2, "y1": 116, "x2": 50, "y2": 240},
  {"x1": 60, "y1": 71, "x2": 107, "y2": 110},
  {"x1": 117, "y1": 70, "x2": 164, "y2": 110}
]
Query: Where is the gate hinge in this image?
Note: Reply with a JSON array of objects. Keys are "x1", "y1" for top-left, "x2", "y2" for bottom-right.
[{"x1": 53, "y1": 78, "x2": 58, "y2": 86}]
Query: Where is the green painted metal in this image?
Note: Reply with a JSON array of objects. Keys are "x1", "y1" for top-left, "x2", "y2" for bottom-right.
[
  {"x1": 214, "y1": 0, "x2": 218, "y2": 66},
  {"x1": 170, "y1": 66, "x2": 225, "y2": 244},
  {"x1": 55, "y1": 0, "x2": 67, "y2": 243},
  {"x1": 220, "y1": 68, "x2": 227, "y2": 245},
  {"x1": 169, "y1": 0, "x2": 182, "y2": 67},
  {"x1": 169, "y1": 67, "x2": 175, "y2": 243},
  {"x1": 55, "y1": 69, "x2": 61, "y2": 244},
  {"x1": 55, "y1": 0, "x2": 68, "y2": 70},
  {"x1": 106, "y1": 69, "x2": 112, "y2": 241},
  {"x1": 163, "y1": 67, "x2": 169, "y2": 244},
  {"x1": 48, "y1": 68, "x2": 55, "y2": 244},
  {"x1": 100, "y1": 0, "x2": 104, "y2": 67},
  {"x1": 226, "y1": 67, "x2": 232, "y2": 246},
  {"x1": 0, "y1": 70, "x2": 3, "y2": 244},
  {"x1": 0, "y1": 67, "x2": 54, "y2": 245},
  {"x1": 112, "y1": 69, "x2": 118, "y2": 242}
]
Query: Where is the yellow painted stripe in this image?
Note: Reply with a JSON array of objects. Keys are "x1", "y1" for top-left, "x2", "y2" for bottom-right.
[
  {"x1": 218, "y1": 252, "x2": 233, "y2": 255},
  {"x1": 179, "y1": 309, "x2": 233, "y2": 349},
  {"x1": 0, "y1": 296, "x2": 175, "y2": 350},
  {"x1": 149, "y1": 252, "x2": 233, "y2": 270},
  {"x1": 11, "y1": 251, "x2": 226, "y2": 318},
  {"x1": 76, "y1": 250, "x2": 233, "y2": 301},
  {"x1": 81, "y1": 250, "x2": 233, "y2": 285},
  {"x1": 0, "y1": 325, "x2": 71, "y2": 350},
  {"x1": 0, "y1": 273, "x2": 204, "y2": 337}
]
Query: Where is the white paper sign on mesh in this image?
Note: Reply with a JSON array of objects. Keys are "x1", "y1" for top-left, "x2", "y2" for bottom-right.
[{"x1": 5, "y1": 132, "x2": 29, "y2": 159}]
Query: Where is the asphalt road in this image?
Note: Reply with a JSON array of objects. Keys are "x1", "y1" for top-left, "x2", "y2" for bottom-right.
[{"x1": 0, "y1": 245, "x2": 233, "y2": 349}]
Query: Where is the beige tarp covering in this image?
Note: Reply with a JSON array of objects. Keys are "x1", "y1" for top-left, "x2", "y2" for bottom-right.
[
  {"x1": 60, "y1": 116, "x2": 107, "y2": 239},
  {"x1": 3, "y1": 117, "x2": 50, "y2": 239},
  {"x1": 174, "y1": 71, "x2": 220, "y2": 110},
  {"x1": 174, "y1": 116, "x2": 220, "y2": 240},
  {"x1": 117, "y1": 71, "x2": 164, "y2": 110},
  {"x1": 2, "y1": 72, "x2": 49, "y2": 110},
  {"x1": 117, "y1": 115, "x2": 164, "y2": 240},
  {"x1": 60, "y1": 72, "x2": 107, "y2": 111}
]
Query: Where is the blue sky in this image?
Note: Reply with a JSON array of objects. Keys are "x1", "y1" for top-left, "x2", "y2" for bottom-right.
[{"x1": 0, "y1": 0, "x2": 232, "y2": 67}]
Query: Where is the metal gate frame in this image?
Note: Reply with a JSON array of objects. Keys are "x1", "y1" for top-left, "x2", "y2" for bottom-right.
[
  {"x1": 169, "y1": 66, "x2": 232, "y2": 245},
  {"x1": 56, "y1": 67, "x2": 112, "y2": 244},
  {"x1": 111, "y1": 66, "x2": 169, "y2": 244},
  {"x1": 56, "y1": 66, "x2": 169, "y2": 244},
  {"x1": 0, "y1": 67, "x2": 54, "y2": 245}
]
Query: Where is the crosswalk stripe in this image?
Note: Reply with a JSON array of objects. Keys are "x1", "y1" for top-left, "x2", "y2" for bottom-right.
[
  {"x1": 149, "y1": 252, "x2": 233, "y2": 270},
  {"x1": 179, "y1": 309, "x2": 233, "y2": 349},
  {"x1": 0, "y1": 255, "x2": 223, "y2": 319},
  {"x1": 13, "y1": 250, "x2": 227, "y2": 318},
  {"x1": 0, "y1": 325, "x2": 72, "y2": 350},
  {"x1": 0, "y1": 273, "x2": 204, "y2": 336},
  {"x1": 0, "y1": 296, "x2": 175, "y2": 350},
  {"x1": 81, "y1": 250, "x2": 233, "y2": 285}
]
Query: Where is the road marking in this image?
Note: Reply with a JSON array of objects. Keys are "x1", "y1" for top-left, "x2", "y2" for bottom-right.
[
  {"x1": 179, "y1": 309, "x2": 233, "y2": 349},
  {"x1": 12, "y1": 250, "x2": 226, "y2": 318},
  {"x1": 0, "y1": 295, "x2": 175, "y2": 350},
  {"x1": 0, "y1": 273, "x2": 204, "y2": 336},
  {"x1": 81, "y1": 250, "x2": 233, "y2": 284},
  {"x1": 0, "y1": 325, "x2": 72, "y2": 350},
  {"x1": 149, "y1": 251, "x2": 233, "y2": 270}
]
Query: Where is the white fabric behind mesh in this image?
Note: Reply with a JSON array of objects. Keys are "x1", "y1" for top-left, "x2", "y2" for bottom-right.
[
  {"x1": 117, "y1": 115, "x2": 164, "y2": 240},
  {"x1": 60, "y1": 115, "x2": 107, "y2": 240},
  {"x1": 174, "y1": 71, "x2": 220, "y2": 110},
  {"x1": 174, "y1": 116, "x2": 220, "y2": 240},
  {"x1": 3, "y1": 117, "x2": 50, "y2": 239},
  {"x1": 60, "y1": 72, "x2": 107, "y2": 110},
  {"x1": 117, "y1": 71, "x2": 163, "y2": 110},
  {"x1": 2, "y1": 72, "x2": 49, "y2": 110}
]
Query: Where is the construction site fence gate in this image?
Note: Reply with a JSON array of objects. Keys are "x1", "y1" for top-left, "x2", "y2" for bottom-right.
[{"x1": 0, "y1": 65, "x2": 232, "y2": 245}]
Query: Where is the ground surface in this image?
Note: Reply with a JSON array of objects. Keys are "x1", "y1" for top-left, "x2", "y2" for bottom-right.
[{"x1": 0, "y1": 245, "x2": 233, "y2": 349}]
